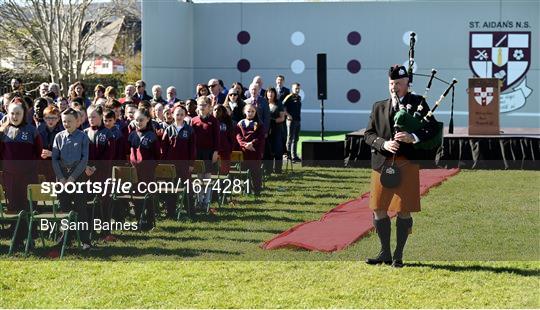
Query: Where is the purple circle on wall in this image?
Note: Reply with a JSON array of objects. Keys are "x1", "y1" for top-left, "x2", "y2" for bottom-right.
[
  {"x1": 347, "y1": 31, "x2": 361, "y2": 45},
  {"x1": 347, "y1": 89, "x2": 361, "y2": 103},
  {"x1": 347, "y1": 60, "x2": 361, "y2": 73},
  {"x1": 237, "y1": 31, "x2": 250, "y2": 45},
  {"x1": 237, "y1": 59, "x2": 251, "y2": 73}
]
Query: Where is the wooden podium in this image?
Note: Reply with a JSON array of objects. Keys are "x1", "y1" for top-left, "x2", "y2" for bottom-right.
[{"x1": 468, "y1": 78, "x2": 500, "y2": 135}]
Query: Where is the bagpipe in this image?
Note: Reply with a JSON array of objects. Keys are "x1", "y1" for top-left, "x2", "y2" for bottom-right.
[{"x1": 393, "y1": 32, "x2": 458, "y2": 151}]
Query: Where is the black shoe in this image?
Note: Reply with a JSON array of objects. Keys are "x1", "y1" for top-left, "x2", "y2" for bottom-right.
[
  {"x1": 293, "y1": 157, "x2": 301, "y2": 162},
  {"x1": 365, "y1": 217, "x2": 392, "y2": 265},
  {"x1": 366, "y1": 257, "x2": 393, "y2": 265},
  {"x1": 392, "y1": 260, "x2": 404, "y2": 268}
]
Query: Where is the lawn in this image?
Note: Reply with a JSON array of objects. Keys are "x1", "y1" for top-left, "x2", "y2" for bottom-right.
[{"x1": 0, "y1": 166, "x2": 539, "y2": 308}]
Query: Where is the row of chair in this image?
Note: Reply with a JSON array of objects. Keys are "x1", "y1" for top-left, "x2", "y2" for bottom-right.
[{"x1": 0, "y1": 151, "x2": 258, "y2": 258}]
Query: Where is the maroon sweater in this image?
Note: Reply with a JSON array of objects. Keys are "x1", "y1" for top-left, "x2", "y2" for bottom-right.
[
  {"x1": 84, "y1": 125, "x2": 115, "y2": 181},
  {"x1": 236, "y1": 119, "x2": 265, "y2": 160},
  {"x1": 128, "y1": 127, "x2": 160, "y2": 182},
  {"x1": 0, "y1": 123, "x2": 43, "y2": 174},
  {"x1": 217, "y1": 121, "x2": 234, "y2": 158},
  {"x1": 191, "y1": 115, "x2": 220, "y2": 152},
  {"x1": 161, "y1": 123, "x2": 197, "y2": 163}
]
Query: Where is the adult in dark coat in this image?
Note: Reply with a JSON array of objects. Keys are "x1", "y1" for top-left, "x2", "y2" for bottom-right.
[{"x1": 364, "y1": 65, "x2": 438, "y2": 268}]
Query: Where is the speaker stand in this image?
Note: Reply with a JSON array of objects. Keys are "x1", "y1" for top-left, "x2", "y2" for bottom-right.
[{"x1": 320, "y1": 99, "x2": 325, "y2": 141}]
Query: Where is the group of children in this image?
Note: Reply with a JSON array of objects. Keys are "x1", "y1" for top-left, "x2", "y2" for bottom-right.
[{"x1": 1, "y1": 82, "x2": 269, "y2": 255}]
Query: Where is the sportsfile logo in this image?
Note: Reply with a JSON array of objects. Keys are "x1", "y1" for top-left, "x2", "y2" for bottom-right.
[
  {"x1": 40, "y1": 178, "x2": 250, "y2": 196},
  {"x1": 41, "y1": 178, "x2": 133, "y2": 197}
]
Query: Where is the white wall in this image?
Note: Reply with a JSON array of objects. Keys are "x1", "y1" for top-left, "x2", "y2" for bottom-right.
[{"x1": 143, "y1": 0, "x2": 539, "y2": 131}]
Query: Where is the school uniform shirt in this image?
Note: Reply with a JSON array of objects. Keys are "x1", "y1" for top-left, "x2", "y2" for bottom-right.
[
  {"x1": 244, "y1": 96, "x2": 271, "y2": 135},
  {"x1": 217, "y1": 121, "x2": 234, "y2": 157},
  {"x1": 161, "y1": 122, "x2": 196, "y2": 180},
  {"x1": 38, "y1": 123, "x2": 63, "y2": 152},
  {"x1": 115, "y1": 118, "x2": 128, "y2": 135},
  {"x1": 191, "y1": 115, "x2": 220, "y2": 152},
  {"x1": 236, "y1": 119, "x2": 265, "y2": 160},
  {"x1": 0, "y1": 123, "x2": 43, "y2": 173},
  {"x1": 84, "y1": 125, "x2": 115, "y2": 181},
  {"x1": 161, "y1": 122, "x2": 196, "y2": 162},
  {"x1": 126, "y1": 119, "x2": 162, "y2": 135},
  {"x1": 128, "y1": 127, "x2": 160, "y2": 182},
  {"x1": 52, "y1": 129, "x2": 90, "y2": 180},
  {"x1": 109, "y1": 125, "x2": 129, "y2": 161}
]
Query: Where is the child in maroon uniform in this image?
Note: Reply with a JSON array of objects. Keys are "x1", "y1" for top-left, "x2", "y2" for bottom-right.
[
  {"x1": 102, "y1": 108, "x2": 129, "y2": 223},
  {"x1": 128, "y1": 108, "x2": 160, "y2": 230},
  {"x1": 103, "y1": 109, "x2": 129, "y2": 163},
  {"x1": 105, "y1": 99, "x2": 128, "y2": 139},
  {"x1": 213, "y1": 104, "x2": 234, "y2": 175},
  {"x1": 0, "y1": 101, "x2": 43, "y2": 250},
  {"x1": 84, "y1": 105, "x2": 115, "y2": 240},
  {"x1": 124, "y1": 103, "x2": 138, "y2": 135},
  {"x1": 38, "y1": 105, "x2": 63, "y2": 181},
  {"x1": 161, "y1": 106, "x2": 196, "y2": 218},
  {"x1": 236, "y1": 104, "x2": 265, "y2": 195},
  {"x1": 190, "y1": 96, "x2": 220, "y2": 209}
]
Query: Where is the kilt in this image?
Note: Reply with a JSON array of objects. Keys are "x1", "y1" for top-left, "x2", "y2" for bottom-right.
[{"x1": 369, "y1": 155, "x2": 420, "y2": 212}]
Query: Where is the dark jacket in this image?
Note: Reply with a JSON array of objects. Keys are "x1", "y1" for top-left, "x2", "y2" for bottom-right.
[
  {"x1": 364, "y1": 93, "x2": 438, "y2": 170},
  {"x1": 276, "y1": 86, "x2": 290, "y2": 104}
]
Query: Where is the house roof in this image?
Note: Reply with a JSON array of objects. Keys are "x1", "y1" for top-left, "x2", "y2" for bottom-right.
[{"x1": 86, "y1": 16, "x2": 124, "y2": 56}]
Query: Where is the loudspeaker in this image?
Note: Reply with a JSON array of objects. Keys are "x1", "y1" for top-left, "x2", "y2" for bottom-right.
[{"x1": 317, "y1": 53, "x2": 327, "y2": 100}]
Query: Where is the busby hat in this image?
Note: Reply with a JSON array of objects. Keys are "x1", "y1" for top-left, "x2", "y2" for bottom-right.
[{"x1": 389, "y1": 65, "x2": 408, "y2": 80}]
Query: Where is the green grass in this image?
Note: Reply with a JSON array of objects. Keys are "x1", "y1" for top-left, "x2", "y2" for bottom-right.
[{"x1": 0, "y1": 167, "x2": 539, "y2": 308}]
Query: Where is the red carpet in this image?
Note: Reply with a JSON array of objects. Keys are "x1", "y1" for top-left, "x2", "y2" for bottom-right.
[{"x1": 261, "y1": 168, "x2": 460, "y2": 252}]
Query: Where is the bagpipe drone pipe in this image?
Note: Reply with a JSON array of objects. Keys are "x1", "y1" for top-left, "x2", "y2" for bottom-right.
[{"x1": 393, "y1": 32, "x2": 458, "y2": 151}]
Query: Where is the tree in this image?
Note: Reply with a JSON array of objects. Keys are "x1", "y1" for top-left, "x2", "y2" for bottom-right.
[{"x1": 0, "y1": 0, "x2": 134, "y2": 95}]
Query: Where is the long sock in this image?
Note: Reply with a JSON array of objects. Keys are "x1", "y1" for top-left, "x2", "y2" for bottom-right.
[
  {"x1": 394, "y1": 217, "x2": 413, "y2": 261},
  {"x1": 374, "y1": 216, "x2": 392, "y2": 261}
]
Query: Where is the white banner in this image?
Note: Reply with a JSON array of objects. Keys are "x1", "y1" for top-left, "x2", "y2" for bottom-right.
[{"x1": 500, "y1": 77, "x2": 532, "y2": 113}]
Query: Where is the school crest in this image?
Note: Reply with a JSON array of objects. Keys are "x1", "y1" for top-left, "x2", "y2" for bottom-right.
[
  {"x1": 21, "y1": 131, "x2": 29, "y2": 141},
  {"x1": 473, "y1": 87, "x2": 494, "y2": 106},
  {"x1": 469, "y1": 31, "x2": 532, "y2": 112}
]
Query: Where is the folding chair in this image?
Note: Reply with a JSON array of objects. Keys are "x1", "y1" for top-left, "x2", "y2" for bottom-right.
[
  {"x1": 190, "y1": 160, "x2": 227, "y2": 213},
  {"x1": 110, "y1": 166, "x2": 154, "y2": 229},
  {"x1": 228, "y1": 151, "x2": 251, "y2": 197},
  {"x1": 154, "y1": 164, "x2": 189, "y2": 220},
  {"x1": 26, "y1": 184, "x2": 80, "y2": 259},
  {"x1": 86, "y1": 193, "x2": 100, "y2": 241},
  {"x1": 0, "y1": 184, "x2": 27, "y2": 255},
  {"x1": 284, "y1": 155, "x2": 294, "y2": 173}
]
